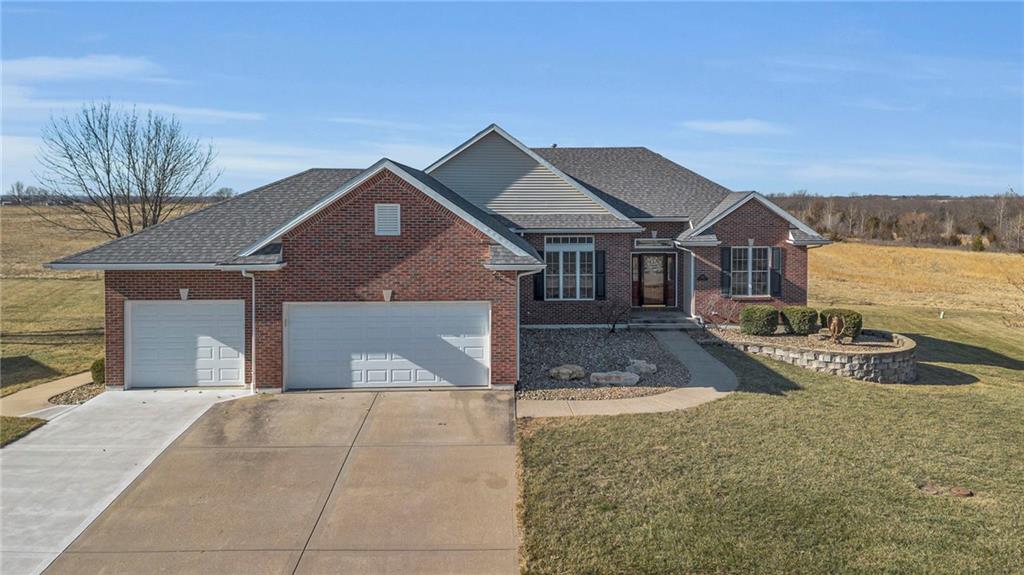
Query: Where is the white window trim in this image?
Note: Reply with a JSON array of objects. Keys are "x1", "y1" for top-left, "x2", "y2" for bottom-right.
[
  {"x1": 544, "y1": 236, "x2": 595, "y2": 301},
  {"x1": 374, "y1": 203, "x2": 401, "y2": 236},
  {"x1": 731, "y1": 245, "x2": 771, "y2": 297}
]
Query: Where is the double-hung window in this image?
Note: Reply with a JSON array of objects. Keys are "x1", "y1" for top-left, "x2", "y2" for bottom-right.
[
  {"x1": 544, "y1": 236, "x2": 594, "y2": 300},
  {"x1": 731, "y1": 246, "x2": 770, "y2": 296}
]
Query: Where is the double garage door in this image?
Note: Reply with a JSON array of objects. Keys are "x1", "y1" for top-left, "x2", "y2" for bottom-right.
[
  {"x1": 285, "y1": 302, "x2": 490, "y2": 390},
  {"x1": 125, "y1": 300, "x2": 490, "y2": 389}
]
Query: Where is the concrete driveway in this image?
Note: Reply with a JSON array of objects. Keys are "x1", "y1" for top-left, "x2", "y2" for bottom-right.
[
  {"x1": 1, "y1": 389, "x2": 246, "y2": 575},
  {"x1": 45, "y1": 390, "x2": 518, "y2": 575}
]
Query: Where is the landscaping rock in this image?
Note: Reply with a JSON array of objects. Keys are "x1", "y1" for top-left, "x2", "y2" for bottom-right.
[
  {"x1": 625, "y1": 359, "x2": 657, "y2": 375},
  {"x1": 548, "y1": 364, "x2": 586, "y2": 380},
  {"x1": 590, "y1": 371, "x2": 641, "y2": 386}
]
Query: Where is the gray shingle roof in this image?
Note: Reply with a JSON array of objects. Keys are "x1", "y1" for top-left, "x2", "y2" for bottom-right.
[
  {"x1": 492, "y1": 213, "x2": 641, "y2": 231},
  {"x1": 53, "y1": 163, "x2": 542, "y2": 267},
  {"x1": 487, "y1": 245, "x2": 543, "y2": 267},
  {"x1": 680, "y1": 191, "x2": 752, "y2": 238},
  {"x1": 52, "y1": 169, "x2": 362, "y2": 265},
  {"x1": 533, "y1": 147, "x2": 734, "y2": 221}
]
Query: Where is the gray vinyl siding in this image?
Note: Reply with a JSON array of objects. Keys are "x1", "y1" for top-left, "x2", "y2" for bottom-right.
[{"x1": 431, "y1": 132, "x2": 609, "y2": 215}]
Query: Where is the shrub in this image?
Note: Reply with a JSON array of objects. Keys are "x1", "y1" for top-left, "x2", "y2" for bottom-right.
[
  {"x1": 819, "y1": 308, "x2": 863, "y2": 339},
  {"x1": 970, "y1": 235, "x2": 986, "y2": 252},
  {"x1": 739, "y1": 305, "x2": 779, "y2": 336},
  {"x1": 781, "y1": 306, "x2": 819, "y2": 335},
  {"x1": 91, "y1": 358, "x2": 105, "y2": 386}
]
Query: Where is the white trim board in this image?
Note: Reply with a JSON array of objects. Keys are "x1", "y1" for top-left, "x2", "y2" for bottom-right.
[
  {"x1": 239, "y1": 159, "x2": 531, "y2": 258},
  {"x1": 689, "y1": 192, "x2": 819, "y2": 238},
  {"x1": 424, "y1": 124, "x2": 634, "y2": 222},
  {"x1": 47, "y1": 262, "x2": 285, "y2": 271}
]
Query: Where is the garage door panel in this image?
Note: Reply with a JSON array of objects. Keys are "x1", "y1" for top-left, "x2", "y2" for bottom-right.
[
  {"x1": 286, "y1": 303, "x2": 490, "y2": 389},
  {"x1": 128, "y1": 301, "x2": 245, "y2": 388}
]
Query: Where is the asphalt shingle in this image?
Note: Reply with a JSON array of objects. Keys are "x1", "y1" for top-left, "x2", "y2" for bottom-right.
[{"x1": 533, "y1": 147, "x2": 735, "y2": 221}]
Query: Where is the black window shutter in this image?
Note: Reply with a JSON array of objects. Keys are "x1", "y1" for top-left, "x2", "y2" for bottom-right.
[
  {"x1": 770, "y1": 247, "x2": 783, "y2": 296},
  {"x1": 533, "y1": 263, "x2": 545, "y2": 300},
  {"x1": 595, "y1": 250, "x2": 606, "y2": 300},
  {"x1": 720, "y1": 246, "x2": 732, "y2": 295}
]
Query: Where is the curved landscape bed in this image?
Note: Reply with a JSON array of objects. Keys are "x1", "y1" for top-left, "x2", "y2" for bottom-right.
[{"x1": 698, "y1": 328, "x2": 918, "y2": 383}]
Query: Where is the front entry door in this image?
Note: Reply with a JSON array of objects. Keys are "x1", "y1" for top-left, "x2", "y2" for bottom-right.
[{"x1": 642, "y1": 255, "x2": 666, "y2": 306}]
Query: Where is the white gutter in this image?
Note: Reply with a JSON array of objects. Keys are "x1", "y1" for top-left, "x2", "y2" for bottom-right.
[
  {"x1": 240, "y1": 270, "x2": 257, "y2": 395},
  {"x1": 484, "y1": 264, "x2": 546, "y2": 271},
  {"x1": 509, "y1": 228, "x2": 643, "y2": 234},
  {"x1": 46, "y1": 262, "x2": 286, "y2": 271}
]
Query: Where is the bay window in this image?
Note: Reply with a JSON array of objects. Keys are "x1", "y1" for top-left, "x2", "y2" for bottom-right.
[{"x1": 544, "y1": 236, "x2": 595, "y2": 300}]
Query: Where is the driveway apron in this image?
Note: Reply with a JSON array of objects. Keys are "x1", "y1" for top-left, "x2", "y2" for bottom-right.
[{"x1": 44, "y1": 390, "x2": 519, "y2": 575}]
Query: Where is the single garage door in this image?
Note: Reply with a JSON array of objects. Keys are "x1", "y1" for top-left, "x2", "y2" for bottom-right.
[
  {"x1": 127, "y1": 301, "x2": 245, "y2": 388},
  {"x1": 285, "y1": 302, "x2": 490, "y2": 390}
]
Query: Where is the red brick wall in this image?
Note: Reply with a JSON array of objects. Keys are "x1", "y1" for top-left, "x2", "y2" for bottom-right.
[
  {"x1": 518, "y1": 221, "x2": 691, "y2": 325},
  {"x1": 103, "y1": 169, "x2": 519, "y2": 390},
  {"x1": 104, "y1": 270, "x2": 252, "y2": 388},
  {"x1": 518, "y1": 233, "x2": 633, "y2": 325},
  {"x1": 691, "y1": 199, "x2": 808, "y2": 321}
]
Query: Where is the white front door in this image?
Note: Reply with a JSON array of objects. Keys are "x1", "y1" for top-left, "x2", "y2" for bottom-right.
[
  {"x1": 285, "y1": 302, "x2": 490, "y2": 390},
  {"x1": 126, "y1": 301, "x2": 245, "y2": 388}
]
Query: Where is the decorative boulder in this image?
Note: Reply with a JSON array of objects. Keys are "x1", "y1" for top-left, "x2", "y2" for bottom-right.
[
  {"x1": 625, "y1": 359, "x2": 657, "y2": 375},
  {"x1": 548, "y1": 364, "x2": 585, "y2": 380},
  {"x1": 590, "y1": 371, "x2": 641, "y2": 386}
]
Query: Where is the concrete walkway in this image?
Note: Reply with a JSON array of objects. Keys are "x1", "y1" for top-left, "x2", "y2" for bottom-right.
[
  {"x1": 45, "y1": 390, "x2": 518, "y2": 575},
  {"x1": 0, "y1": 389, "x2": 246, "y2": 575},
  {"x1": 516, "y1": 330, "x2": 738, "y2": 418},
  {"x1": 0, "y1": 373, "x2": 92, "y2": 419}
]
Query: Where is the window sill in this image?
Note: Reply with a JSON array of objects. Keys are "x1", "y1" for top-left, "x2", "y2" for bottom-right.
[
  {"x1": 730, "y1": 295, "x2": 773, "y2": 301},
  {"x1": 543, "y1": 299, "x2": 597, "y2": 302}
]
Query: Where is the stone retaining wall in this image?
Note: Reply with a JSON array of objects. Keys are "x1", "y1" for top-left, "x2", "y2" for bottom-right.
[{"x1": 725, "y1": 330, "x2": 918, "y2": 383}]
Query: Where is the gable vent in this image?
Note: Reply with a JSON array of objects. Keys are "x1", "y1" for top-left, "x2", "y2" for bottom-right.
[{"x1": 374, "y1": 204, "x2": 401, "y2": 236}]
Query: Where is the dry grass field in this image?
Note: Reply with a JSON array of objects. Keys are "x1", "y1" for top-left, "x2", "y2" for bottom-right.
[
  {"x1": 809, "y1": 240, "x2": 1023, "y2": 313},
  {"x1": 0, "y1": 205, "x2": 204, "y2": 397}
]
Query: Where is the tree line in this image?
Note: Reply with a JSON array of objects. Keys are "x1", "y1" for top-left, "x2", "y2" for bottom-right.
[{"x1": 770, "y1": 190, "x2": 1024, "y2": 252}]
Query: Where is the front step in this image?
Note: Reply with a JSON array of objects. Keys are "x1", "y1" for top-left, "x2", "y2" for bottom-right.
[{"x1": 629, "y1": 320, "x2": 702, "y2": 331}]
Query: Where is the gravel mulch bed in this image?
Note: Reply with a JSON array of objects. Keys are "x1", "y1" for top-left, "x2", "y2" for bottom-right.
[
  {"x1": 694, "y1": 327, "x2": 900, "y2": 353},
  {"x1": 49, "y1": 382, "x2": 105, "y2": 405},
  {"x1": 518, "y1": 329, "x2": 690, "y2": 400}
]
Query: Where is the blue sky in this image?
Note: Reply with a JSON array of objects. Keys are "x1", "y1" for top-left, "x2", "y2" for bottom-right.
[{"x1": 3, "y1": 2, "x2": 1021, "y2": 196}]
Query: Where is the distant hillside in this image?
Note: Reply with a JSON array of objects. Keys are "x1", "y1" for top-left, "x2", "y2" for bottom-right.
[{"x1": 770, "y1": 192, "x2": 1024, "y2": 252}]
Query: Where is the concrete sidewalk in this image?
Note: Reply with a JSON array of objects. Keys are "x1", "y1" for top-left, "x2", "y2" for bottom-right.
[
  {"x1": 516, "y1": 330, "x2": 738, "y2": 418},
  {"x1": 0, "y1": 389, "x2": 246, "y2": 575},
  {"x1": 0, "y1": 373, "x2": 92, "y2": 419}
]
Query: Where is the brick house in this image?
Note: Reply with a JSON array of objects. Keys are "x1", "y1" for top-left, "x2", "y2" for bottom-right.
[{"x1": 50, "y1": 124, "x2": 827, "y2": 392}]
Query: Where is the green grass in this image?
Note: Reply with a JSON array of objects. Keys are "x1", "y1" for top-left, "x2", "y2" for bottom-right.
[
  {"x1": 1, "y1": 277, "x2": 104, "y2": 397},
  {"x1": 1, "y1": 416, "x2": 46, "y2": 447},
  {"x1": 518, "y1": 307, "x2": 1024, "y2": 574}
]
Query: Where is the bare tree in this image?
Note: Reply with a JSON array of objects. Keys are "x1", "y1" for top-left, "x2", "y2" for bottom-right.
[
  {"x1": 31, "y1": 102, "x2": 219, "y2": 238},
  {"x1": 213, "y1": 187, "x2": 235, "y2": 202}
]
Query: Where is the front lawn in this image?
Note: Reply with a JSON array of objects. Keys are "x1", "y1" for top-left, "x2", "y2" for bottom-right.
[
  {"x1": 1, "y1": 416, "x2": 46, "y2": 447},
  {"x1": 519, "y1": 306, "x2": 1024, "y2": 574}
]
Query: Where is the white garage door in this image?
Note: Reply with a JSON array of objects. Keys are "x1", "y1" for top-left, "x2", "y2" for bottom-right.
[
  {"x1": 285, "y1": 302, "x2": 490, "y2": 390},
  {"x1": 127, "y1": 301, "x2": 245, "y2": 388}
]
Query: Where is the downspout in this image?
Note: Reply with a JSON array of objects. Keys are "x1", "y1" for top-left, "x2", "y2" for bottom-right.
[
  {"x1": 241, "y1": 270, "x2": 256, "y2": 395},
  {"x1": 515, "y1": 269, "x2": 545, "y2": 383}
]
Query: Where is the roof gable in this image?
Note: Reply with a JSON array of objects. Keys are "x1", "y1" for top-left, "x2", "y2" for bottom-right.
[
  {"x1": 686, "y1": 192, "x2": 824, "y2": 242},
  {"x1": 240, "y1": 159, "x2": 539, "y2": 262},
  {"x1": 425, "y1": 124, "x2": 631, "y2": 221}
]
